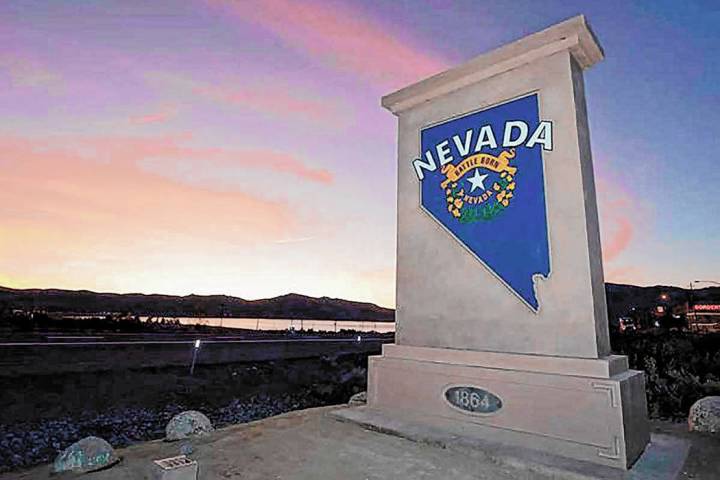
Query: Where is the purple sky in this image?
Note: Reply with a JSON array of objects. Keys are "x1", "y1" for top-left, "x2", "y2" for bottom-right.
[{"x1": 1, "y1": 0, "x2": 718, "y2": 307}]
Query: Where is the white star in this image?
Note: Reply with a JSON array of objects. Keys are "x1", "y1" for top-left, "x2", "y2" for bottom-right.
[{"x1": 466, "y1": 169, "x2": 489, "y2": 193}]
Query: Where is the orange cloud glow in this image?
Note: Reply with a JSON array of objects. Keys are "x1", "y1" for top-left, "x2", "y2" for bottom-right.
[
  {"x1": 208, "y1": 0, "x2": 449, "y2": 88},
  {"x1": 355, "y1": 266, "x2": 395, "y2": 307},
  {"x1": 602, "y1": 214, "x2": 634, "y2": 263},
  {"x1": 604, "y1": 266, "x2": 642, "y2": 284},
  {"x1": 0, "y1": 134, "x2": 335, "y2": 293},
  {"x1": 0, "y1": 135, "x2": 295, "y2": 237},
  {"x1": 596, "y1": 177, "x2": 637, "y2": 264}
]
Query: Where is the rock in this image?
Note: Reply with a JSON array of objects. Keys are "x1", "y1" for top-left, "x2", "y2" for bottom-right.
[
  {"x1": 689, "y1": 396, "x2": 720, "y2": 434},
  {"x1": 348, "y1": 391, "x2": 367, "y2": 406},
  {"x1": 52, "y1": 436, "x2": 119, "y2": 474},
  {"x1": 165, "y1": 411, "x2": 214, "y2": 441}
]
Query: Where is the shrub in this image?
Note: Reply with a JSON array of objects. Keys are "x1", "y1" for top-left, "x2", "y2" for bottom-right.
[{"x1": 611, "y1": 330, "x2": 720, "y2": 419}]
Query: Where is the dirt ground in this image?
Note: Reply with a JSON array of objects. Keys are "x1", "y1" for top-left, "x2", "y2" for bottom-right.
[{"x1": 2, "y1": 406, "x2": 718, "y2": 480}]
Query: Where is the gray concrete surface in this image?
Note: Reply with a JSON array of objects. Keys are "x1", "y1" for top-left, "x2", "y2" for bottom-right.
[
  {"x1": 0, "y1": 406, "x2": 715, "y2": 480},
  {"x1": 334, "y1": 406, "x2": 688, "y2": 480}
]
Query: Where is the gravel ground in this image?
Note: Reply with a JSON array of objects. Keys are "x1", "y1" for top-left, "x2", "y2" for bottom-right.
[
  {"x1": 0, "y1": 351, "x2": 370, "y2": 473},
  {"x1": 0, "y1": 389, "x2": 328, "y2": 472}
]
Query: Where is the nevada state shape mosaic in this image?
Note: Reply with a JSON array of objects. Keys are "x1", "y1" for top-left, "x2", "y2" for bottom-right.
[{"x1": 416, "y1": 94, "x2": 551, "y2": 310}]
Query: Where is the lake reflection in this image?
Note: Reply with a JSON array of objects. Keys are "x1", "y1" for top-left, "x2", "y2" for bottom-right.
[{"x1": 140, "y1": 317, "x2": 395, "y2": 333}]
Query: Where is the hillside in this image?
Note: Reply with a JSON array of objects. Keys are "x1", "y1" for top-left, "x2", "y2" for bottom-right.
[
  {"x1": 0, "y1": 287, "x2": 394, "y2": 321},
  {"x1": 605, "y1": 282, "x2": 720, "y2": 319},
  {"x1": 1, "y1": 283, "x2": 718, "y2": 322}
]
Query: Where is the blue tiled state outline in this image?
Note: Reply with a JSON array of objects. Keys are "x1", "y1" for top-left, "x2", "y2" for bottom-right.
[{"x1": 418, "y1": 93, "x2": 551, "y2": 311}]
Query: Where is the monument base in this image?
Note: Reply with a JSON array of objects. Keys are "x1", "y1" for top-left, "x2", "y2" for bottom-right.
[{"x1": 358, "y1": 344, "x2": 650, "y2": 470}]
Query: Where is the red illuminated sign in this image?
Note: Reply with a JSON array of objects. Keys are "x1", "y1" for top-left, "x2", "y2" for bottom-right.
[{"x1": 693, "y1": 304, "x2": 720, "y2": 312}]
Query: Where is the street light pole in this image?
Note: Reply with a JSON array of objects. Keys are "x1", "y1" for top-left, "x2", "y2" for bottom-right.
[{"x1": 689, "y1": 281, "x2": 695, "y2": 329}]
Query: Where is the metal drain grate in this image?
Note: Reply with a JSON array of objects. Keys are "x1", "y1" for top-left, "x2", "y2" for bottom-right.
[{"x1": 152, "y1": 455, "x2": 198, "y2": 479}]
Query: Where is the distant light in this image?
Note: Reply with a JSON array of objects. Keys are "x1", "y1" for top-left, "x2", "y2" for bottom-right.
[
  {"x1": 356, "y1": 335, "x2": 362, "y2": 342},
  {"x1": 654, "y1": 321, "x2": 660, "y2": 327},
  {"x1": 194, "y1": 339, "x2": 201, "y2": 349}
]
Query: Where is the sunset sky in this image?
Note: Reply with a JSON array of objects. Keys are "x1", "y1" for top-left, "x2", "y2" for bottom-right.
[{"x1": 1, "y1": 0, "x2": 718, "y2": 308}]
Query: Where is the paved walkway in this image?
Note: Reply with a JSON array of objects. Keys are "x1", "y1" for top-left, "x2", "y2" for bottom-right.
[{"x1": 1, "y1": 406, "x2": 717, "y2": 480}]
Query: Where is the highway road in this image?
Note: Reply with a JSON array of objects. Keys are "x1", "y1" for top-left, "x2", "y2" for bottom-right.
[
  {"x1": 0, "y1": 335, "x2": 391, "y2": 347},
  {"x1": 0, "y1": 334, "x2": 393, "y2": 376}
]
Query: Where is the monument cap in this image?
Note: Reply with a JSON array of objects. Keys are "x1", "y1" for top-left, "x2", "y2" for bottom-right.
[{"x1": 382, "y1": 15, "x2": 603, "y2": 115}]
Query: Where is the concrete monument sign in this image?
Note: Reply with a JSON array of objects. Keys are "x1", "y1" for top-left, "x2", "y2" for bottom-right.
[{"x1": 337, "y1": 16, "x2": 650, "y2": 470}]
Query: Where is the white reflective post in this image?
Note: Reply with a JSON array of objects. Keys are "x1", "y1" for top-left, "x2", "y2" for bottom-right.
[{"x1": 190, "y1": 339, "x2": 201, "y2": 375}]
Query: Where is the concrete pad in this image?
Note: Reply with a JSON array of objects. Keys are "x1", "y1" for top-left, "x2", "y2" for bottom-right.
[
  {"x1": 0, "y1": 407, "x2": 703, "y2": 480},
  {"x1": 332, "y1": 406, "x2": 690, "y2": 480}
]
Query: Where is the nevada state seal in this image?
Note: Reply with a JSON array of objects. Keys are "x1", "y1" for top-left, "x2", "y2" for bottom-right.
[{"x1": 441, "y1": 148, "x2": 518, "y2": 223}]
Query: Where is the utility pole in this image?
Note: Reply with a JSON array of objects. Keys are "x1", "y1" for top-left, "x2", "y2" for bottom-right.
[{"x1": 689, "y1": 281, "x2": 695, "y2": 331}]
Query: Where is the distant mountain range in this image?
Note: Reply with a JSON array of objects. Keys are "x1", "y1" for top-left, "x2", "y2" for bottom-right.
[
  {"x1": 0, "y1": 286, "x2": 394, "y2": 321},
  {"x1": 605, "y1": 282, "x2": 719, "y2": 319},
  {"x1": 0, "y1": 283, "x2": 718, "y2": 322}
]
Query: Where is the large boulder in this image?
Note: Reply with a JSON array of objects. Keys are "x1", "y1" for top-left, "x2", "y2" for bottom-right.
[
  {"x1": 165, "y1": 411, "x2": 214, "y2": 441},
  {"x1": 688, "y1": 396, "x2": 720, "y2": 434},
  {"x1": 52, "y1": 436, "x2": 119, "y2": 474}
]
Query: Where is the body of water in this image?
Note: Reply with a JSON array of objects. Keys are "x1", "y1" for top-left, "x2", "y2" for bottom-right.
[{"x1": 140, "y1": 317, "x2": 396, "y2": 333}]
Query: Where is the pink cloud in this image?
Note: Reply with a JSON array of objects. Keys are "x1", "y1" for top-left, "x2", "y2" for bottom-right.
[
  {"x1": 0, "y1": 133, "x2": 334, "y2": 275},
  {"x1": 0, "y1": 134, "x2": 342, "y2": 298},
  {"x1": 129, "y1": 105, "x2": 179, "y2": 125},
  {"x1": 194, "y1": 84, "x2": 337, "y2": 122},
  {"x1": 207, "y1": 0, "x2": 449, "y2": 88},
  {"x1": 0, "y1": 134, "x2": 321, "y2": 294},
  {"x1": 0, "y1": 134, "x2": 296, "y2": 248},
  {"x1": 52, "y1": 133, "x2": 334, "y2": 185},
  {"x1": 142, "y1": 70, "x2": 340, "y2": 124},
  {"x1": 595, "y1": 175, "x2": 641, "y2": 264}
]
